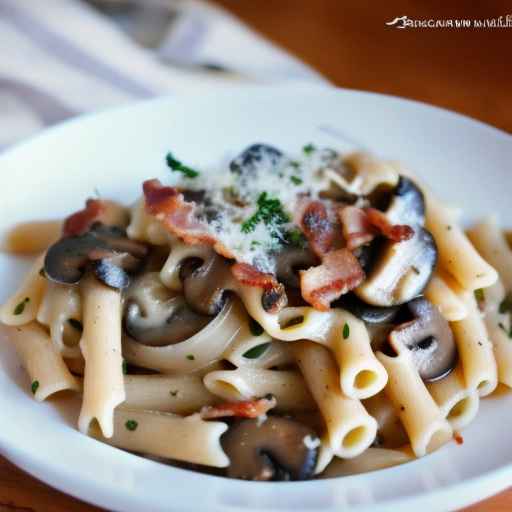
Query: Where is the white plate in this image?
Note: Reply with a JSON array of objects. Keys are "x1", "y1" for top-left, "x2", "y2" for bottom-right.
[{"x1": 0, "y1": 85, "x2": 511, "y2": 512}]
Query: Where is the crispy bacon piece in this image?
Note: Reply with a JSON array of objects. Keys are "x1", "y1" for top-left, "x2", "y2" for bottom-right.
[
  {"x1": 339, "y1": 205, "x2": 376, "y2": 250},
  {"x1": 63, "y1": 199, "x2": 106, "y2": 236},
  {"x1": 338, "y1": 206, "x2": 414, "y2": 249},
  {"x1": 200, "y1": 395, "x2": 277, "y2": 420},
  {"x1": 231, "y1": 262, "x2": 278, "y2": 290},
  {"x1": 300, "y1": 248, "x2": 365, "y2": 311},
  {"x1": 365, "y1": 208, "x2": 414, "y2": 243},
  {"x1": 143, "y1": 179, "x2": 234, "y2": 258},
  {"x1": 297, "y1": 199, "x2": 337, "y2": 257},
  {"x1": 232, "y1": 263, "x2": 287, "y2": 313}
]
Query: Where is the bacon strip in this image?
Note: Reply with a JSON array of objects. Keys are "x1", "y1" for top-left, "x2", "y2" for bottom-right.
[
  {"x1": 296, "y1": 199, "x2": 337, "y2": 257},
  {"x1": 338, "y1": 206, "x2": 414, "y2": 249},
  {"x1": 200, "y1": 395, "x2": 277, "y2": 420},
  {"x1": 143, "y1": 179, "x2": 234, "y2": 258},
  {"x1": 300, "y1": 248, "x2": 365, "y2": 311},
  {"x1": 365, "y1": 208, "x2": 414, "y2": 243},
  {"x1": 231, "y1": 263, "x2": 278, "y2": 290},
  {"x1": 63, "y1": 199, "x2": 106, "y2": 236}
]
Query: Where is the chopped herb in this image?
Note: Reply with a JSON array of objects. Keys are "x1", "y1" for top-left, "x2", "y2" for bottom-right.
[
  {"x1": 243, "y1": 343, "x2": 271, "y2": 359},
  {"x1": 170, "y1": 390, "x2": 179, "y2": 397},
  {"x1": 498, "y1": 323, "x2": 512, "y2": 339},
  {"x1": 31, "y1": 380, "x2": 39, "y2": 394},
  {"x1": 446, "y1": 225, "x2": 452, "y2": 231},
  {"x1": 125, "y1": 420, "x2": 138, "y2": 431},
  {"x1": 343, "y1": 322, "x2": 350, "y2": 339},
  {"x1": 250, "y1": 240, "x2": 261, "y2": 250},
  {"x1": 39, "y1": 268, "x2": 46, "y2": 278},
  {"x1": 241, "y1": 192, "x2": 290, "y2": 234},
  {"x1": 122, "y1": 360, "x2": 128, "y2": 375},
  {"x1": 249, "y1": 319, "x2": 264, "y2": 336},
  {"x1": 499, "y1": 294, "x2": 512, "y2": 315},
  {"x1": 13, "y1": 297, "x2": 30, "y2": 315},
  {"x1": 166, "y1": 152, "x2": 199, "y2": 178},
  {"x1": 284, "y1": 228, "x2": 307, "y2": 249},
  {"x1": 290, "y1": 161, "x2": 300, "y2": 169},
  {"x1": 303, "y1": 143, "x2": 316, "y2": 155},
  {"x1": 68, "y1": 318, "x2": 83, "y2": 332},
  {"x1": 290, "y1": 175, "x2": 303, "y2": 185},
  {"x1": 186, "y1": 354, "x2": 195, "y2": 361},
  {"x1": 474, "y1": 288, "x2": 485, "y2": 303}
]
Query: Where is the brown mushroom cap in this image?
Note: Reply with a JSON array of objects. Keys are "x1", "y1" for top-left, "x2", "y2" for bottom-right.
[
  {"x1": 221, "y1": 416, "x2": 319, "y2": 481},
  {"x1": 275, "y1": 247, "x2": 318, "y2": 288},
  {"x1": 389, "y1": 297, "x2": 457, "y2": 382}
]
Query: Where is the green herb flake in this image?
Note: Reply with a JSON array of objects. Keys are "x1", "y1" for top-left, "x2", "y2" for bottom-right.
[
  {"x1": 241, "y1": 192, "x2": 290, "y2": 234},
  {"x1": 499, "y1": 294, "x2": 512, "y2": 315},
  {"x1": 303, "y1": 143, "x2": 316, "y2": 155},
  {"x1": 31, "y1": 380, "x2": 39, "y2": 394},
  {"x1": 285, "y1": 228, "x2": 307, "y2": 249},
  {"x1": 290, "y1": 161, "x2": 300, "y2": 169},
  {"x1": 170, "y1": 390, "x2": 179, "y2": 397},
  {"x1": 474, "y1": 288, "x2": 485, "y2": 303},
  {"x1": 290, "y1": 175, "x2": 303, "y2": 185},
  {"x1": 243, "y1": 343, "x2": 271, "y2": 359},
  {"x1": 166, "y1": 152, "x2": 199, "y2": 178},
  {"x1": 343, "y1": 322, "x2": 350, "y2": 340},
  {"x1": 446, "y1": 225, "x2": 452, "y2": 231},
  {"x1": 498, "y1": 323, "x2": 512, "y2": 339},
  {"x1": 249, "y1": 319, "x2": 264, "y2": 336},
  {"x1": 125, "y1": 420, "x2": 138, "y2": 431},
  {"x1": 13, "y1": 297, "x2": 30, "y2": 315},
  {"x1": 122, "y1": 360, "x2": 128, "y2": 375},
  {"x1": 186, "y1": 354, "x2": 195, "y2": 361},
  {"x1": 68, "y1": 318, "x2": 83, "y2": 332}
]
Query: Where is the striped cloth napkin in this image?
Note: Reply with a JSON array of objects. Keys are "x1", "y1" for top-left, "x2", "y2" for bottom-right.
[{"x1": 0, "y1": 0, "x2": 326, "y2": 150}]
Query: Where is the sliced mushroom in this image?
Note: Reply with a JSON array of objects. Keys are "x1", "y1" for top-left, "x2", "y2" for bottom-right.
[
  {"x1": 44, "y1": 223, "x2": 147, "y2": 289},
  {"x1": 389, "y1": 297, "x2": 457, "y2": 382},
  {"x1": 124, "y1": 272, "x2": 211, "y2": 346},
  {"x1": 182, "y1": 254, "x2": 234, "y2": 315},
  {"x1": 230, "y1": 143, "x2": 284, "y2": 176},
  {"x1": 355, "y1": 227, "x2": 437, "y2": 307},
  {"x1": 275, "y1": 247, "x2": 318, "y2": 288},
  {"x1": 337, "y1": 293, "x2": 399, "y2": 324},
  {"x1": 384, "y1": 176, "x2": 425, "y2": 227},
  {"x1": 221, "y1": 417, "x2": 319, "y2": 481}
]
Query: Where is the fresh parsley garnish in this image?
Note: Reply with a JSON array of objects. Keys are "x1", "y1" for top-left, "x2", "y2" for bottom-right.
[
  {"x1": 243, "y1": 343, "x2": 270, "y2": 359},
  {"x1": 68, "y1": 318, "x2": 83, "y2": 332},
  {"x1": 290, "y1": 175, "x2": 303, "y2": 185},
  {"x1": 125, "y1": 420, "x2": 138, "y2": 431},
  {"x1": 343, "y1": 322, "x2": 350, "y2": 339},
  {"x1": 122, "y1": 359, "x2": 128, "y2": 375},
  {"x1": 303, "y1": 143, "x2": 316, "y2": 155},
  {"x1": 474, "y1": 288, "x2": 485, "y2": 303},
  {"x1": 31, "y1": 380, "x2": 39, "y2": 394},
  {"x1": 241, "y1": 192, "x2": 290, "y2": 234},
  {"x1": 186, "y1": 354, "x2": 195, "y2": 361},
  {"x1": 166, "y1": 152, "x2": 199, "y2": 178},
  {"x1": 249, "y1": 319, "x2": 264, "y2": 336},
  {"x1": 13, "y1": 297, "x2": 30, "y2": 315}
]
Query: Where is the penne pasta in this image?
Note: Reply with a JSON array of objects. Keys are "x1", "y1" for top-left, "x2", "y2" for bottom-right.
[
  {"x1": 2, "y1": 322, "x2": 80, "y2": 400},
  {"x1": 450, "y1": 291, "x2": 497, "y2": 397},
  {"x1": 91, "y1": 408, "x2": 229, "y2": 468},
  {"x1": 425, "y1": 270, "x2": 467, "y2": 322},
  {"x1": 376, "y1": 350, "x2": 452, "y2": 457},
  {"x1": 203, "y1": 367, "x2": 315, "y2": 412},
  {"x1": 78, "y1": 274, "x2": 125, "y2": 438},
  {"x1": 294, "y1": 342, "x2": 377, "y2": 458},
  {"x1": 0, "y1": 253, "x2": 47, "y2": 326},
  {"x1": 1, "y1": 220, "x2": 62, "y2": 254},
  {"x1": 123, "y1": 374, "x2": 218, "y2": 414}
]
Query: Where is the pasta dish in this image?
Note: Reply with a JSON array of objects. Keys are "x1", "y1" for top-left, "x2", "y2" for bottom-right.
[{"x1": 1, "y1": 143, "x2": 511, "y2": 481}]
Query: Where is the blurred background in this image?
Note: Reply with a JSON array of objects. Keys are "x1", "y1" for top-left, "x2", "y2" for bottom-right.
[{"x1": 0, "y1": 0, "x2": 511, "y2": 510}]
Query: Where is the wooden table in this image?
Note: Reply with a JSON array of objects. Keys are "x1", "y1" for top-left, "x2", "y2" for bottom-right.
[{"x1": 2, "y1": 1, "x2": 511, "y2": 511}]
